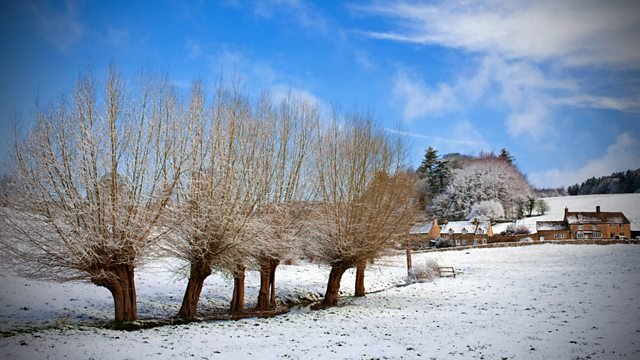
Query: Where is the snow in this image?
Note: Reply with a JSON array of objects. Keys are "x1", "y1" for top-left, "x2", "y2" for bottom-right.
[
  {"x1": 536, "y1": 221, "x2": 568, "y2": 231},
  {"x1": 2, "y1": 244, "x2": 640, "y2": 359},
  {"x1": 492, "y1": 193, "x2": 640, "y2": 234}
]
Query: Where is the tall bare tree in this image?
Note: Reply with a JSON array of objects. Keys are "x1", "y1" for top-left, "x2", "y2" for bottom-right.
[
  {"x1": 0, "y1": 66, "x2": 188, "y2": 322},
  {"x1": 166, "y1": 80, "x2": 282, "y2": 318},
  {"x1": 310, "y1": 111, "x2": 415, "y2": 308},
  {"x1": 253, "y1": 93, "x2": 318, "y2": 310}
]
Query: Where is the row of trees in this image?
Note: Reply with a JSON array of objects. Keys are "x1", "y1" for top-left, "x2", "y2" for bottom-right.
[
  {"x1": 567, "y1": 168, "x2": 640, "y2": 195},
  {"x1": 0, "y1": 67, "x2": 416, "y2": 322}
]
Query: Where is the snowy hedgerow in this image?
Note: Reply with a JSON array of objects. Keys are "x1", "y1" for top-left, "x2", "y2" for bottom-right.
[
  {"x1": 504, "y1": 224, "x2": 531, "y2": 235},
  {"x1": 467, "y1": 200, "x2": 505, "y2": 221}
]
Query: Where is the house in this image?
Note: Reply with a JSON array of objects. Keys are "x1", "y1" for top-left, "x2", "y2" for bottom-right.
[
  {"x1": 536, "y1": 221, "x2": 569, "y2": 241},
  {"x1": 565, "y1": 206, "x2": 631, "y2": 239},
  {"x1": 409, "y1": 217, "x2": 493, "y2": 247},
  {"x1": 536, "y1": 206, "x2": 631, "y2": 240},
  {"x1": 440, "y1": 218, "x2": 493, "y2": 246}
]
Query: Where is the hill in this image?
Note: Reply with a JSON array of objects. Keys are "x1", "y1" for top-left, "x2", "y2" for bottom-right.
[
  {"x1": 493, "y1": 193, "x2": 640, "y2": 234},
  {"x1": 567, "y1": 168, "x2": 640, "y2": 195}
]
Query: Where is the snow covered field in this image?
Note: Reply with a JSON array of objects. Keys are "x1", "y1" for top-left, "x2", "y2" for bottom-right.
[{"x1": 2, "y1": 244, "x2": 639, "y2": 359}]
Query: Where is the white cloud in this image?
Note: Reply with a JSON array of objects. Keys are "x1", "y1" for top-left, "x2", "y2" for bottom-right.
[
  {"x1": 385, "y1": 120, "x2": 491, "y2": 154},
  {"x1": 529, "y1": 132, "x2": 640, "y2": 188},
  {"x1": 357, "y1": 0, "x2": 640, "y2": 68},
  {"x1": 506, "y1": 103, "x2": 550, "y2": 139},
  {"x1": 26, "y1": 0, "x2": 84, "y2": 54},
  {"x1": 254, "y1": 0, "x2": 329, "y2": 34},
  {"x1": 392, "y1": 69, "x2": 459, "y2": 120},
  {"x1": 270, "y1": 85, "x2": 320, "y2": 106}
]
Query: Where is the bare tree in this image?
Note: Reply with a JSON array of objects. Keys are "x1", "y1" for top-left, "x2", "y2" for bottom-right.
[
  {"x1": 310, "y1": 111, "x2": 415, "y2": 307},
  {"x1": 165, "y1": 80, "x2": 290, "y2": 318},
  {"x1": 253, "y1": 93, "x2": 318, "y2": 310},
  {"x1": 0, "y1": 66, "x2": 188, "y2": 322}
]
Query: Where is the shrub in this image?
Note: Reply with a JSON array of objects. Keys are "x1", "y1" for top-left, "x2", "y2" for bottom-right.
[{"x1": 408, "y1": 258, "x2": 440, "y2": 282}]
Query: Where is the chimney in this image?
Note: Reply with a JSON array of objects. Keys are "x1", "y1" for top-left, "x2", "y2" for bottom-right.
[
  {"x1": 433, "y1": 217, "x2": 439, "y2": 227},
  {"x1": 564, "y1": 207, "x2": 568, "y2": 218},
  {"x1": 596, "y1": 206, "x2": 601, "y2": 214}
]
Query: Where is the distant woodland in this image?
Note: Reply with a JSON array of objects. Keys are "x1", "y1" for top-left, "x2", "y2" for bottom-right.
[{"x1": 567, "y1": 168, "x2": 640, "y2": 195}]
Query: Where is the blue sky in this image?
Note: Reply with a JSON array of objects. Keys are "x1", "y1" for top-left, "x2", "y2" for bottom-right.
[{"x1": 1, "y1": 0, "x2": 639, "y2": 188}]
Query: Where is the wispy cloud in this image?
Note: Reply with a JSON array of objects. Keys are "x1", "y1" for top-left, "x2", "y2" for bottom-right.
[
  {"x1": 392, "y1": 68, "x2": 459, "y2": 120},
  {"x1": 356, "y1": 0, "x2": 640, "y2": 68},
  {"x1": 25, "y1": 0, "x2": 84, "y2": 54},
  {"x1": 392, "y1": 54, "x2": 638, "y2": 138},
  {"x1": 386, "y1": 124, "x2": 491, "y2": 154},
  {"x1": 253, "y1": 0, "x2": 329, "y2": 34},
  {"x1": 529, "y1": 132, "x2": 640, "y2": 188}
]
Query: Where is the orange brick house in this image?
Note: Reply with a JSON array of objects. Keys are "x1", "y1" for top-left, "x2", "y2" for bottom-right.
[
  {"x1": 536, "y1": 221, "x2": 570, "y2": 241},
  {"x1": 537, "y1": 206, "x2": 631, "y2": 240},
  {"x1": 410, "y1": 217, "x2": 493, "y2": 247},
  {"x1": 564, "y1": 206, "x2": 631, "y2": 239}
]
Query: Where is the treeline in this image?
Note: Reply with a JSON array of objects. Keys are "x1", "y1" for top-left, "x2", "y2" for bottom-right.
[
  {"x1": 415, "y1": 147, "x2": 539, "y2": 220},
  {"x1": 0, "y1": 66, "x2": 415, "y2": 323},
  {"x1": 567, "y1": 168, "x2": 640, "y2": 195}
]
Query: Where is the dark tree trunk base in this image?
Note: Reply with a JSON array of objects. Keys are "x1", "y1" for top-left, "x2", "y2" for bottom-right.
[
  {"x1": 93, "y1": 265, "x2": 138, "y2": 322},
  {"x1": 355, "y1": 261, "x2": 366, "y2": 297},
  {"x1": 320, "y1": 262, "x2": 350, "y2": 307},
  {"x1": 178, "y1": 261, "x2": 212, "y2": 319},
  {"x1": 230, "y1": 265, "x2": 246, "y2": 313},
  {"x1": 256, "y1": 258, "x2": 280, "y2": 310}
]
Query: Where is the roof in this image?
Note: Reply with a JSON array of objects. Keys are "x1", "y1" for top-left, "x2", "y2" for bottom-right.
[
  {"x1": 410, "y1": 222, "x2": 433, "y2": 234},
  {"x1": 565, "y1": 211, "x2": 630, "y2": 225},
  {"x1": 536, "y1": 221, "x2": 569, "y2": 231},
  {"x1": 441, "y1": 220, "x2": 491, "y2": 235}
]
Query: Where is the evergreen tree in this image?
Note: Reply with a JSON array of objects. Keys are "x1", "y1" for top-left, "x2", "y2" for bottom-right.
[
  {"x1": 416, "y1": 147, "x2": 438, "y2": 178},
  {"x1": 430, "y1": 158, "x2": 450, "y2": 195},
  {"x1": 499, "y1": 148, "x2": 515, "y2": 165}
]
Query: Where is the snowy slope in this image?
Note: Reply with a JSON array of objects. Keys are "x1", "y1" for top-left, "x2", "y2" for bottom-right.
[{"x1": 1, "y1": 245, "x2": 640, "y2": 359}]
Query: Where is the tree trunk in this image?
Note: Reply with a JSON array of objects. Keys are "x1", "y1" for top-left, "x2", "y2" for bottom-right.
[
  {"x1": 321, "y1": 262, "x2": 350, "y2": 307},
  {"x1": 177, "y1": 261, "x2": 212, "y2": 319},
  {"x1": 406, "y1": 239, "x2": 413, "y2": 276},
  {"x1": 100, "y1": 265, "x2": 138, "y2": 322},
  {"x1": 355, "y1": 260, "x2": 366, "y2": 297},
  {"x1": 269, "y1": 261, "x2": 277, "y2": 306},
  {"x1": 230, "y1": 265, "x2": 245, "y2": 313},
  {"x1": 256, "y1": 258, "x2": 280, "y2": 310}
]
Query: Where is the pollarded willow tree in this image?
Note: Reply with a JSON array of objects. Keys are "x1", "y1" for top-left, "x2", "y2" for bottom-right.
[
  {"x1": 165, "y1": 80, "x2": 271, "y2": 318},
  {"x1": 253, "y1": 94, "x2": 318, "y2": 311},
  {"x1": 310, "y1": 111, "x2": 415, "y2": 307},
  {"x1": 0, "y1": 67, "x2": 189, "y2": 321},
  {"x1": 165, "y1": 80, "x2": 318, "y2": 318}
]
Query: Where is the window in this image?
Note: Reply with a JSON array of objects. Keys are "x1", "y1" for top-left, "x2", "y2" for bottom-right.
[
  {"x1": 455, "y1": 239, "x2": 460, "y2": 245},
  {"x1": 462, "y1": 239, "x2": 467, "y2": 245},
  {"x1": 578, "y1": 225, "x2": 584, "y2": 230},
  {"x1": 482, "y1": 239, "x2": 487, "y2": 245},
  {"x1": 610, "y1": 233, "x2": 615, "y2": 238},
  {"x1": 593, "y1": 231, "x2": 601, "y2": 238},
  {"x1": 576, "y1": 232, "x2": 584, "y2": 239}
]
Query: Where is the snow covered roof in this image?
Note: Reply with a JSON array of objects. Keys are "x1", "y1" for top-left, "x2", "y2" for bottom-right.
[
  {"x1": 536, "y1": 221, "x2": 568, "y2": 231},
  {"x1": 410, "y1": 222, "x2": 433, "y2": 234},
  {"x1": 441, "y1": 220, "x2": 491, "y2": 235},
  {"x1": 565, "y1": 211, "x2": 630, "y2": 225}
]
